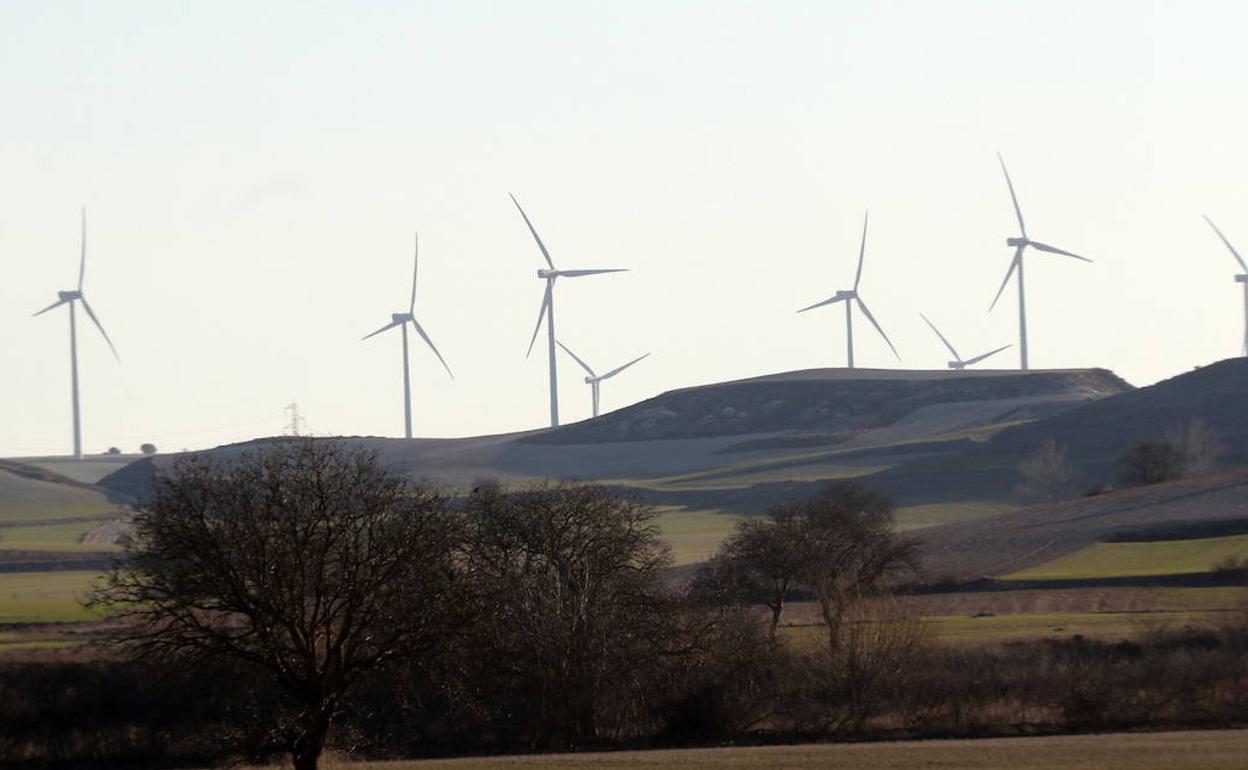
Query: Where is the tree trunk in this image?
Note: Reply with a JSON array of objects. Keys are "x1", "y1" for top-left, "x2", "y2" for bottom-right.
[
  {"x1": 291, "y1": 707, "x2": 333, "y2": 770},
  {"x1": 818, "y1": 595, "x2": 841, "y2": 655},
  {"x1": 768, "y1": 600, "x2": 784, "y2": 640}
]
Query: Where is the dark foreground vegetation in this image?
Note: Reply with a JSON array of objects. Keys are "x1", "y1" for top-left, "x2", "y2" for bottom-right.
[{"x1": 2, "y1": 439, "x2": 1247, "y2": 769}]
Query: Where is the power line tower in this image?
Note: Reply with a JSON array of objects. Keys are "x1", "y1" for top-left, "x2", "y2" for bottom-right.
[{"x1": 283, "y1": 402, "x2": 307, "y2": 437}]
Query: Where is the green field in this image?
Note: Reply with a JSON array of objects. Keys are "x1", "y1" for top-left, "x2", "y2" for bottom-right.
[
  {"x1": 0, "y1": 571, "x2": 101, "y2": 624},
  {"x1": 655, "y1": 508, "x2": 742, "y2": 565},
  {"x1": 893, "y1": 500, "x2": 1014, "y2": 531},
  {"x1": 19, "y1": 456, "x2": 139, "y2": 485},
  {"x1": 0, "y1": 519, "x2": 119, "y2": 551},
  {"x1": 307, "y1": 729, "x2": 1248, "y2": 769},
  {"x1": 1006, "y1": 534, "x2": 1248, "y2": 581}
]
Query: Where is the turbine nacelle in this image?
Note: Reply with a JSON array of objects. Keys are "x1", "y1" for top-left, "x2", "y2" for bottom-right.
[
  {"x1": 537, "y1": 268, "x2": 558, "y2": 279},
  {"x1": 1236, "y1": 275, "x2": 1248, "y2": 284},
  {"x1": 58, "y1": 290, "x2": 82, "y2": 302},
  {"x1": 948, "y1": 360, "x2": 966, "y2": 370},
  {"x1": 391, "y1": 312, "x2": 414, "y2": 323},
  {"x1": 1006, "y1": 236, "x2": 1028, "y2": 247}
]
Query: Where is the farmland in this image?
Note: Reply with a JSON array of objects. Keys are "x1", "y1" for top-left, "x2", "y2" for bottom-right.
[{"x1": 312, "y1": 729, "x2": 1248, "y2": 770}]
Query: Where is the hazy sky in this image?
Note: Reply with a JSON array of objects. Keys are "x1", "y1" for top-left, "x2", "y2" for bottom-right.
[{"x1": 4, "y1": 1, "x2": 1247, "y2": 457}]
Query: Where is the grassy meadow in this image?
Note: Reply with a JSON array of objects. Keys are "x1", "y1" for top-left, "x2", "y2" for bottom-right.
[{"x1": 1007, "y1": 534, "x2": 1248, "y2": 581}]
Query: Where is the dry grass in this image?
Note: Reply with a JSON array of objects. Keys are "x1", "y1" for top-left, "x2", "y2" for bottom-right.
[{"x1": 308, "y1": 729, "x2": 1248, "y2": 769}]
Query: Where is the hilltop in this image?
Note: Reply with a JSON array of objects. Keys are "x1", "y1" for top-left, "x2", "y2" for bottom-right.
[{"x1": 99, "y1": 367, "x2": 1128, "y2": 499}]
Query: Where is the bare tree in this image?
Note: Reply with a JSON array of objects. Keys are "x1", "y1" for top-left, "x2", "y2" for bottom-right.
[
  {"x1": 789, "y1": 481, "x2": 919, "y2": 654},
  {"x1": 461, "y1": 481, "x2": 673, "y2": 747},
  {"x1": 695, "y1": 513, "x2": 804, "y2": 641},
  {"x1": 89, "y1": 439, "x2": 462, "y2": 770},
  {"x1": 1016, "y1": 438, "x2": 1078, "y2": 503},
  {"x1": 1166, "y1": 419, "x2": 1224, "y2": 476}
]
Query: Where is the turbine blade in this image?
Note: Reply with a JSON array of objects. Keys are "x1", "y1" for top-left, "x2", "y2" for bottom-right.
[
  {"x1": 362, "y1": 319, "x2": 403, "y2": 341},
  {"x1": 556, "y1": 340, "x2": 597, "y2": 377},
  {"x1": 853, "y1": 210, "x2": 868, "y2": 291},
  {"x1": 556, "y1": 268, "x2": 628, "y2": 277},
  {"x1": 1028, "y1": 240, "x2": 1092, "y2": 262},
  {"x1": 526, "y1": 283, "x2": 552, "y2": 358},
  {"x1": 855, "y1": 296, "x2": 899, "y2": 360},
  {"x1": 409, "y1": 232, "x2": 419, "y2": 313},
  {"x1": 989, "y1": 247, "x2": 1023, "y2": 312},
  {"x1": 79, "y1": 296, "x2": 119, "y2": 362},
  {"x1": 962, "y1": 343, "x2": 1013, "y2": 366},
  {"x1": 78, "y1": 207, "x2": 87, "y2": 291},
  {"x1": 32, "y1": 298, "x2": 70, "y2": 317},
  {"x1": 997, "y1": 152, "x2": 1027, "y2": 238},
  {"x1": 1203, "y1": 215, "x2": 1248, "y2": 272},
  {"x1": 797, "y1": 294, "x2": 847, "y2": 313},
  {"x1": 600, "y1": 352, "x2": 650, "y2": 380},
  {"x1": 412, "y1": 319, "x2": 453, "y2": 379},
  {"x1": 510, "y1": 193, "x2": 555, "y2": 269},
  {"x1": 920, "y1": 313, "x2": 961, "y2": 361}
]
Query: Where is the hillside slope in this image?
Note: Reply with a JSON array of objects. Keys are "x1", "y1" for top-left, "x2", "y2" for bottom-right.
[{"x1": 916, "y1": 467, "x2": 1248, "y2": 580}]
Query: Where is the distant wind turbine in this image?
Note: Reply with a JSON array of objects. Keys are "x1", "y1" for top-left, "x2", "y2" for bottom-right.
[
  {"x1": 362, "y1": 233, "x2": 453, "y2": 439},
  {"x1": 920, "y1": 313, "x2": 1011, "y2": 370},
  {"x1": 797, "y1": 211, "x2": 899, "y2": 368},
  {"x1": 556, "y1": 341, "x2": 649, "y2": 418},
  {"x1": 1202, "y1": 215, "x2": 1248, "y2": 356},
  {"x1": 512, "y1": 194, "x2": 627, "y2": 427},
  {"x1": 32, "y1": 208, "x2": 120, "y2": 460},
  {"x1": 990, "y1": 153, "x2": 1092, "y2": 370}
]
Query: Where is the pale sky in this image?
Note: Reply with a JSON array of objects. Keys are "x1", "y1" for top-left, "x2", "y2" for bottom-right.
[{"x1": 3, "y1": 1, "x2": 1247, "y2": 457}]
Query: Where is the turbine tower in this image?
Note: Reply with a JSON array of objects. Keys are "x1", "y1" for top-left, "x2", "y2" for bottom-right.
[
  {"x1": 556, "y1": 341, "x2": 649, "y2": 418},
  {"x1": 990, "y1": 153, "x2": 1092, "y2": 370},
  {"x1": 920, "y1": 313, "x2": 1011, "y2": 370},
  {"x1": 362, "y1": 233, "x2": 453, "y2": 439},
  {"x1": 512, "y1": 194, "x2": 627, "y2": 427},
  {"x1": 1202, "y1": 215, "x2": 1248, "y2": 355},
  {"x1": 32, "y1": 208, "x2": 120, "y2": 460},
  {"x1": 797, "y1": 211, "x2": 899, "y2": 368}
]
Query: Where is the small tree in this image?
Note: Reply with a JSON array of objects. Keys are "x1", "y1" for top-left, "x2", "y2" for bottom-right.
[
  {"x1": 106, "y1": 446, "x2": 121, "y2": 455},
  {"x1": 90, "y1": 439, "x2": 462, "y2": 770},
  {"x1": 1119, "y1": 439, "x2": 1187, "y2": 486},
  {"x1": 139, "y1": 443, "x2": 158, "y2": 455},
  {"x1": 1016, "y1": 438, "x2": 1078, "y2": 503},
  {"x1": 695, "y1": 513, "x2": 804, "y2": 640},
  {"x1": 789, "y1": 481, "x2": 919, "y2": 654}
]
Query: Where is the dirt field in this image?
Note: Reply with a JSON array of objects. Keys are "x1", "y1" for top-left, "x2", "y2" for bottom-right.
[{"x1": 310, "y1": 729, "x2": 1248, "y2": 769}]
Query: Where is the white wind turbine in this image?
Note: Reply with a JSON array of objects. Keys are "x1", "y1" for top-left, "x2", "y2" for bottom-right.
[
  {"x1": 556, "y1": 341, "x2": 650, "y2": 418},
  {"x1": 920, "y1": 313, "x2": 1011, "y2": 370},
  {"x1": 32, "y1": 208, "x2": 120, "y2": 460},
  {"x1": 362, "y1": 233, "x2": 453, "y2": 439},
  {"x1": 990, "y1": 153, "x2": 1092, "y2": 370},
  {"x1": 797, "y1": 211, "x2": 899, "y2": 368},
  {"x1": 1202, "y1": 215, "x2": 1248, "y2": 355},
  {"x1": 512, "y1": 194, "x2": 627, "y2": 427}
]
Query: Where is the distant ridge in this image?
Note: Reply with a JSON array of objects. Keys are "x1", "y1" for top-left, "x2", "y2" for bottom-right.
[{"x1": 525, "y1": 367, "x2": 1130, "y2": 444}]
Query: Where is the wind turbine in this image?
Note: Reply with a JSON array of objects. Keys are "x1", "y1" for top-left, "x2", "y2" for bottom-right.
[
  {"x1": 556, "y1": 341, "x2": 649, "y2": 418},
  {"x1": 989, "y1": 153, "x2": 1092, "y2": 370},
  {"x1": 920, "y1": 313, "x2": 1011, "y2": 370},
  {"x1": 32, "y1": 208, "x2": 119, "y2": 460},
  {"x1": 796, "y1": 211, "x2": 899, "y2": 368},
  {"x1": 1202, "y1": 215, "x2": 1248, "y2": 355},
  {"x1": 362, "y1": 233, "x2": 453, "y2": 439},
  {"x1": 512, "y1": 194, "x2": 627, "y2": 427}
]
